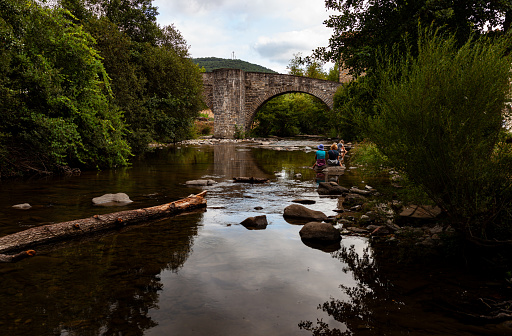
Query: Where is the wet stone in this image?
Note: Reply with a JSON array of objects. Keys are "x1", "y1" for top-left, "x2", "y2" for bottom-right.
[
  {"x1": 283, "y1": 204, "x2": 328, "y2": 222},
  {"x1": 12, "y1": 203, "x2": 31, "y2": 210},
  {"x1": 299, "y1": 221, "x2": 341, "y2": 242},
  {"x1": 240, "y1": 215, "x2": 268, "y2": 230}
]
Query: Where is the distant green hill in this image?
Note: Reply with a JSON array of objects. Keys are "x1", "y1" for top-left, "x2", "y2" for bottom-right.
[{"x1": 193, "y1": 57, "x2": 278, "y2": 74}]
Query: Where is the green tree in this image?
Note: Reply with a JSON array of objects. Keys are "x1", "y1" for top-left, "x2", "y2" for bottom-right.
[
  {"x1": 305, "y1": 61, "x2": 327, "y2": 80},
  {"x1": 367, "y1": 31, "x2": 512, "y2": 242},
  {"x1": 287, "y1": 53, "x2": 328, "y2": 80},
  {"x1": 140, "y1": 43, "x2": 203, "y2": 143},
  {"x1": 331, "y1": 74, "x2": 380, "y2": 141},
  {"x1": 286, "y1": 52, "x2": 305, "y2": 76},
  {"x1": 86, "y1": 0, "x2": 160, "y2": 43},
  {"x1": 252, "y1": 93, "x2": 329, "y2": 137},
  {"x1": 318, "y1": 0, "x2": 512, "y2": 76},
  {"x1": 60, "y1": 0, "x2": 204, "y2": 152},
  {"x1": 84, "y1": 15, "x2": 149, "y2": 152},
  {"x1": 0, "y1": 0, "x2": 130, "y2": 176},
  {"x1": 326, "y1": 64, "x2": 340, "y2": 82}
]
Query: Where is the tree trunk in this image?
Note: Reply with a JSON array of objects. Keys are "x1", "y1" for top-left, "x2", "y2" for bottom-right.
[
  {"x1": 0, "y1": 191, "x2": 207, "y2": 261},
  {"x1": 504, "y1": 10, "x2": 512, "y2": 33}
]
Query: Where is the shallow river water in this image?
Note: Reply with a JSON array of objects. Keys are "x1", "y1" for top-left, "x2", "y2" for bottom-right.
[{"x1": 0, "y1": 141, "x2": 510, "y2": 335}]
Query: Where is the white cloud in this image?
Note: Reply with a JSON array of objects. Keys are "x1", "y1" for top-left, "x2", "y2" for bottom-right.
[
  {"x1": 153, "y1": 0, "x2": 335, "y2": 73},
  {"x1": 254, "y1": 26, "x2": 332, "y2": 62}
]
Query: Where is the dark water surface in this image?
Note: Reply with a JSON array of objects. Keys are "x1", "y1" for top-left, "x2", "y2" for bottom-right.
[{"x1": 0, "y1": 142, "x2": 510, "y2": 335}]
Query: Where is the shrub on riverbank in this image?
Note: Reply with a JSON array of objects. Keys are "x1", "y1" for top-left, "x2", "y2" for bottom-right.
[{"x1": 365, "y1": 31, "x2": 512, "y2": 243}]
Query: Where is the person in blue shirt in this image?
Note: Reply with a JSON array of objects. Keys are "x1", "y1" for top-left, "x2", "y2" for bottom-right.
[{"x1": 311, "y1": 144, "x2": 326, "y2": 169}]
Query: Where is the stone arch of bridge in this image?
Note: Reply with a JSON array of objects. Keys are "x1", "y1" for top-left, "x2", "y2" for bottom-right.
[{"x1": 245, "y1": 89, "x2": 332, "y2": 129}]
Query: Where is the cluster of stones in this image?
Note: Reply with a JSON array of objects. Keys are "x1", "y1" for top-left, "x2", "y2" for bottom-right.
[
  {"x1": 322, "y1": 181, "x2": 451, "y2": 247},
  {"x1": 277, "y1": 180, "x2": 452, "y2": 250}
]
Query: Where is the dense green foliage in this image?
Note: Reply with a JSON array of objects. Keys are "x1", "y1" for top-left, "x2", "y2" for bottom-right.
[
  {"x1": 0, "y1": 0, "x2": 203, "y2": 177},
  {"x1": 318, "y1": 0, "x2": 512, "y2": 76},
  {"x1": 193, "y1": 57, "x2": 278, "y2": 74},
  {"x1": 331, "y1": 75, "x2": 379, "y2": 141},
  {"x1": 327, "y1": 1, "x2": 512, "y2": 142},
  {"x1": 0, "y1": 0, "x2": 130, "y2": 176},
  {"x1": 251, "y1": 93, "x2": 330, "y2": 137},
  {"x1": 367, "y1": 32, "x2": 512, "y2": 242},
  {"x1": 61, "y1": 0, "x2": 204, "y2": 153},
  {"x1": 287, "y1": 52, "x2": 339, "y2": 81}
]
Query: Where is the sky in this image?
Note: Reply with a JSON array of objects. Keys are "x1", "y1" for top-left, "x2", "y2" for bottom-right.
[{"x1": 153, "y1": 0, "x2": 336, "y2": 74}]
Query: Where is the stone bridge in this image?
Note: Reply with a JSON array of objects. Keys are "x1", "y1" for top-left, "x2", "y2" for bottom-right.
[{"x1": 201, "y1": 69, "x2": 343, "y2": 138}]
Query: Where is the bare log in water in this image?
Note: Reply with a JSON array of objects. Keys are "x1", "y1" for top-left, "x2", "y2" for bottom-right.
[
  {"x1": 0, "y1": 191, "x2": 207, "y2": 262},
  {"x1": 233, "y1": 177, "x2": 269, "y2": 183}
]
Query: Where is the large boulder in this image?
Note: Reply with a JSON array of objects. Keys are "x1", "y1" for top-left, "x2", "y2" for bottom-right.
[
  {"x1": 241, "y1": 215, "x2": 268, "y2": 230},
  {"x1": 92, "y1": 193, "x2": 133, "y2": 206},
  {"x1": 318, "y1": 182, "x2": 349, "y2": 195},
  {"x1": 299, "y1": 221, "x2": 341, "y2": 242},
  {"x1": 283, "y1": 204, "x2": 327, "y2": 222}
]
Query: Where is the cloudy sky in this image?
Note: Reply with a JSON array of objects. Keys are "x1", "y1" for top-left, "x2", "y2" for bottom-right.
[{"x1": 153, "y1": 0, "x2": 336, "y2": 74}]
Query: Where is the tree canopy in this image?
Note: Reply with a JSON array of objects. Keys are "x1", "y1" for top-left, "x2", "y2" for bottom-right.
[
  {"x1": 318, "y1": 0, "x2": 512, "y2": 76},
  {"x1": 0, "y1": 0, "x2": 130, "y2": 175},
  {"x1": 0, "y1": 0, "x2": 204, "y2": 177}
]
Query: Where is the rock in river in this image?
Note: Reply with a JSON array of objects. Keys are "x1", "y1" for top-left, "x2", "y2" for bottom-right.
[
  {"x1": 283, "y1": 204, "x2": 327, "y2": 222},
  {"x1": 12, "y1": 203, "x2": 31, "y2": 210},
  {"x1": 241, "y1": 215, "x2": 268, "y2": 230},
  {"x1": 299, "y1": 221, "x2": 341, "y2": 242},
  {"x1": 92, "y1": 193, "x2": 133, "y2": 206},
  {"x1": 185, "y1": 179, "x2": 217, "y2": 186},
  {"x1": 318, "y1": 182, "x2": 349, "y2": 195}
]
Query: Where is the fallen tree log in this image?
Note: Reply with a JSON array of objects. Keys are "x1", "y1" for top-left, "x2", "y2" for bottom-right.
[
  {"x1": 233, "y1": 177, "x2": 269, "y2": 183},
  {"x1": 0, "y1": 191, "x2": 207, "y2": 261}
]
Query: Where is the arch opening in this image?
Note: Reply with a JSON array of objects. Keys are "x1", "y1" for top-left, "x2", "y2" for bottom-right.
[{"x1": 248, "y1": 92, "x2": 331, "y2": 137}]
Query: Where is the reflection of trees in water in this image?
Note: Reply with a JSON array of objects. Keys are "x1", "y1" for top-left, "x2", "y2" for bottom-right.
[
  {"x1": 1, "y1": 213, "x2": 201, "y2": 336},
  {"x1": 250, "y1": 148, "x2": 314, "y2": 177},
  {"x1": 214, "y1": 144, "x2": 269, "y2": 178},
  {"x1": 299, "y1": 245, "x2": 400, "y2": 336}
]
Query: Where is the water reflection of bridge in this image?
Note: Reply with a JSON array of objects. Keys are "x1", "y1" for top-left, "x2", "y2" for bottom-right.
[{"x1": 213, "y1": 144, "x2": 268, "y2": 179}]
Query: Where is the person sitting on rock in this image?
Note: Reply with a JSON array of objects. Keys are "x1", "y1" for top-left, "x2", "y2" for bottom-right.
[
  {"x1": 311, "y1": 144, "x2": 326, "y2": 169},
  {"x1": 327, "y1": 143, "x2": 342, "y2": 166},
  {"x1": 337, "y1": 140, "x2": 347, "y2": 162}
]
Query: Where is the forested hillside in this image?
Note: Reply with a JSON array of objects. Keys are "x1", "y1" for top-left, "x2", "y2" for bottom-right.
[{"x1": 193, "y1": 57, "x2": 278, "y2": 73}]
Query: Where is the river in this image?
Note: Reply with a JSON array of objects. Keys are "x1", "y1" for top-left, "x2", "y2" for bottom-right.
[{"x1": 0, "y1": 141, "x2": 510, "y2": 335}]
